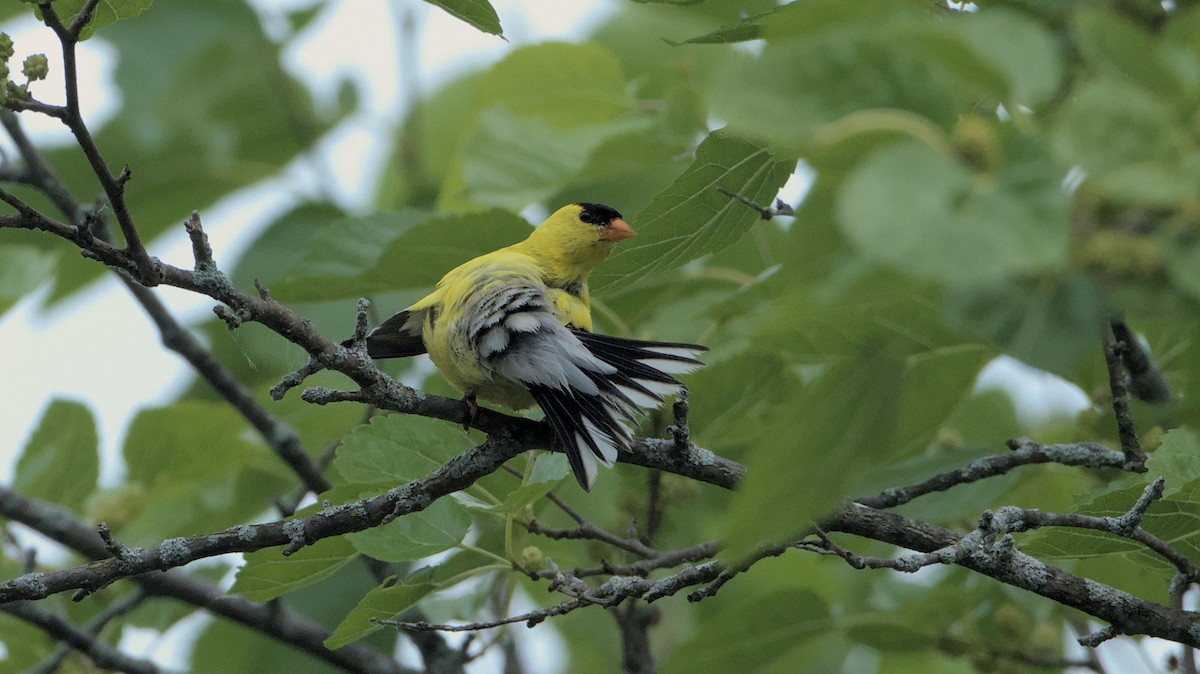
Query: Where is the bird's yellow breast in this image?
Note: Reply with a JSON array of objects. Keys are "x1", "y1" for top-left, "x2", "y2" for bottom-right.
[{"x1": 548, "y1": 286, "x2": 592, "y2": 332}]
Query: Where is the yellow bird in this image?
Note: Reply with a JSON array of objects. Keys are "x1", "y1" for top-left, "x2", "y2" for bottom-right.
[{"x1": 362, "y1": 203, "x2": 706, "y2": 490}]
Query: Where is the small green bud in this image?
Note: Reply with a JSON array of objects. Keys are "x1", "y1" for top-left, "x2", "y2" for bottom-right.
[
  {"x1": 22, "y1": 54, "x2": 48, "y2": 82},
  {"x1": 0, "y1": 33, "x2": 13, "y2": 62},
  {"x1": 520, "y1": 545, "x2": 545, "y2": 571}
]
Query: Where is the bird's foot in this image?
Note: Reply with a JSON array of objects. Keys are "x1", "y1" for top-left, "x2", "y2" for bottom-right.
[{"x1": 461, "y1": 391, "x2": 478, "y2": 432}]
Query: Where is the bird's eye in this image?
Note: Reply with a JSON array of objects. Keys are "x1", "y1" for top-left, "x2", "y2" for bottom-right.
[{"x1": 579, "y1": 209, "x2": 599, "y2": 225}]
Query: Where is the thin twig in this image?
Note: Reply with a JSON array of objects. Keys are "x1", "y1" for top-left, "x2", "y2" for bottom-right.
[
  {"x1": 533, "y1": 541, "x2": 720, "y2": 580},
  {"x1": 856, "y1": 439, "x2": 1127, "y2": 510},
  {"x1": 385, "y1": 560, "x2": 723, "y2": 634},
  {"x1": 1103, "y1": 334, "x2": 1149, "y2": 471},
  {"x1": 37, "y1": 0, "x2": 158, "y2": 281},
  {"x1": 687, "y1": 540, "x2": 794, "y2": 602},
  {"x1": 527, "y1": 520, "x2": 659, "y2": 559},
  {"x1": 716, "y1": 186, "x2": 795, "y2": 219}
]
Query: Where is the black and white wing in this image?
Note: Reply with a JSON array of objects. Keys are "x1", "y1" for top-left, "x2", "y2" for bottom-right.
[{"x1": 469, "y1": 281, "x2": 705, "y2": 489}]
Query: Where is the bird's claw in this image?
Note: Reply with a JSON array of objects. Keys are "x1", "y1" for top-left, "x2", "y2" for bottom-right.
[{"x1": 461, "y1": 392, "x2": 478, "y2": 432}]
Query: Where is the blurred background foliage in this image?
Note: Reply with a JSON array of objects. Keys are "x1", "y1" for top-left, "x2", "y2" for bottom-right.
[{"x1": 4, "y1": 0, "x2": 1200, "y2": 672}]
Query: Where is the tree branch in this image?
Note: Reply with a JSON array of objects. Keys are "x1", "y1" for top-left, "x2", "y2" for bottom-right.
[
  {"x1": 24, "y1": 589, "x2": 147, "y2": 674},
  {"x1": 1103, "y1": 333, "x2": 1149, "y2": 471},
  {"x1": 1, "y1": 600, "x2": 173, "y2": 674},
  {"x1": 0, "y1": 433, "x2": 532, "y2": 603},
  {"x1": 612, "y1": 601, "x2": 657, "y2": 674},
  {"x1": 390, "y1": 559, "x2": 723, "y2": 633},
  {"x1": 855, "y1": 439, "x2": 1127, "y2": 509},
  {"x1": 35, "y1": 0, "x2": 158, "y2": 281},
  {"x1": 526, "y1": 519, "x2": 659, "y2": 559},
  {"x1": 0, "y1": 486, "x2": 413, "y2": 674},
  {"x1": 823, "y1": 502, "x2": 1200, "y2": 648}
]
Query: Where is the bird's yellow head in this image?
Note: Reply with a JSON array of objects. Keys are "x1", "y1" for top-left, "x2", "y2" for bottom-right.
[{"x1": 521, "y1": 203, "x2": 636, "y2": 280}]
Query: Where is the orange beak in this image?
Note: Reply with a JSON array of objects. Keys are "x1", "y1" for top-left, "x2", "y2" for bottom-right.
[{"x1": 600, "y1": 218, "x2": 637, "y2": 241}]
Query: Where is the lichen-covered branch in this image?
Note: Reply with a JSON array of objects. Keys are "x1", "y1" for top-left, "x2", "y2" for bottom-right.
[
  {"x1": 855, "y1": 439, "x2": 1127, "y2": 509},
  {"x1": 823, "y1": 502, "x2": 1200, "y2": 648},
  {"x1": 0, "y1": 486, "x2": 414, "y2": 674}
]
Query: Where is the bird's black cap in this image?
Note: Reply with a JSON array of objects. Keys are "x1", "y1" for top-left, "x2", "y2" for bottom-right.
[{"x1": 576, "y1": 203, "x2": 623, "y2": 225}]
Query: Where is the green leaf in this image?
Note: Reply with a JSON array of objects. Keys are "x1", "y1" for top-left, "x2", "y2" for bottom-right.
[
  {"x1": 1053, "y1": 80, "x2": 1196, "y2": 206},
  {"x1": 229, "y1": 202, "x2": 347, "y2": 290},
  {"x1": 762, "y1": 0, "x2": 915, "y2": 41},
  {"x1": 1167, "y1": 242, "x2": 1200, "y2": 304},
  {"x1": 0, "y1": 613, "x2": 55, "y2": 670},
  {"x1": 1072, "y1": 8, "x2": 1182, "y2": 99},
  {"x1": 667, "y1": 8, "x2": 777, "y2": 45},
  {"x1": 196, "y1": 553, "x2": 396, "y2": 674},
  {"x1": 686, "y1": 351, "x2": 801, "y2": 455},
  {"x1": 1018, "y1": 480, "x2": 1160, "y2": 565},
  {"x1": 326, "y1": 578, "x2": 438, "y2": 650},
  {"x1": 592, "y1": 131, "x2": 793, "y2": 294},
  {"x1": 124, "y1": 401, "x2": 262, "y2": 483},
  {"x1": 722, "y1": 347, "x2": 903, "y2": 560},
  {"x1": 119, "y1": 401, "x2": 291, "y2": 542},
  {"x1": 472, "y1": 42, "x2": 630, "y2": 128},
  {"x1": 334, "y1": 416, "x2": 473, "y2": 486},
  {"x1": 47, "y1": 0, "x2": 156, "y2": 39},
  {"x1": 714, "y1": 33, "x2": 958, "y2": 150},
  {"x1": 436, "y1": 41, "x2": 633, "y2": 210},
  {"x1": 875, "y1": 651, "x2": 976, "y2": 674},
  {"x1": 422, "y1": 0, "x2": 503, "y2": 36},
  {"x1": 232, "y1": 534, "x2": 359, "y2": 603},
  {"x1": 0, "y1": 245, "x2": 55, "y2": 318},
  {"x1": 346, "y1": 497, "x2": 471, "y2": 562},
  {"x1": 461, "y1": 109, "x2": 652, "y2": 210},
  {"x1": 843, "y1": 613, "x2": 938, "y2": 652},
  {"x1": 1020, "y1": 474, "x2": 1200, "y2": 584},
  {"x1": 14, "y1": 399, "x2": 98, "y2": 514},
  {"x1": 272, "y1": 209, "x2": 533, "y2": 301},
  {"x1": 951, "y1": 8, "x2": 1061, "y2": 105},
  {"x1": 1146, "y1": 429, "x2": 1200, "y2": 498},
  {"x1": 892, "y1": 344, "x2": 991, "y2": 456},
  {"x1": 836, "y1": 138, "x2": 1069, "y2": 285},
  {"x1": 943, "y1": 274, "x2": 1103, "y2": 378},
  {"x1": 661, "y1": 589, "x2": 830, "y2": 673},
  {"x1": 325, "y1": 553, "x2": 492, "y2": 649},
  {"x1": 472, "y1": 453, "x2": 571, "y2": 514}
]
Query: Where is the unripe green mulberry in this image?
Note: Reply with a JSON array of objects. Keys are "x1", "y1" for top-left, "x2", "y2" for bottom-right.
[
  {"x1": 0, "y1": 33, "x2": 13, "y2": 63},
  {"x1": 520, "y1": 545, "x2": 545, "y2": 571},
  {"x1": 22, "y1": 54, "x2": 48, "y2": 82}
]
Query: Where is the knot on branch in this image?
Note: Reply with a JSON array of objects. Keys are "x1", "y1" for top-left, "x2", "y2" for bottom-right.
[
  {"x1": 213, "y1": 304, "x2": 251, "y2": 329},
  {"x1": 281, "y1": 520, "x2": 309, "y2": 556},
  {"x1": 1110, "y1": 477, "x2": 1165, "y2": 537},
  {"x1": 1077, "y1": 624, "x2": 1120, "y2": 648}
]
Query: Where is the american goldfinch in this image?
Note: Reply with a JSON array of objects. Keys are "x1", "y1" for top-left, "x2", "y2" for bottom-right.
[{"x1": 362, "y1": 203, "x2": 706, "y2": 490}]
